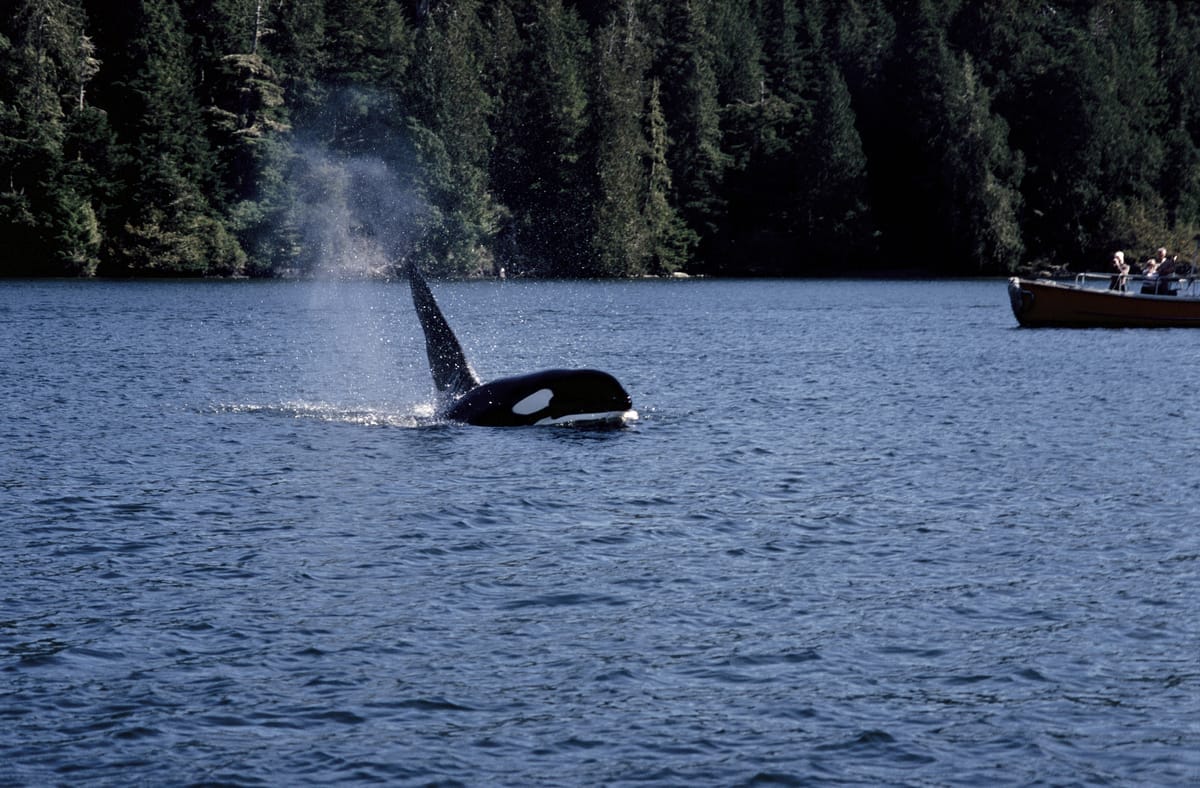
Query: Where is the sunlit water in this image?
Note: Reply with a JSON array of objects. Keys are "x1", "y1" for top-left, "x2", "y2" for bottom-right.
[{"x1": 1, "y1": 278, "x2": 1197, "y2": 786}]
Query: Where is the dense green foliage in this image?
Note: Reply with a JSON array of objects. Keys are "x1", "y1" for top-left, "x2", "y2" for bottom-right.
[{"x1": 3, "y1": 0, "x2": 1200, "y2": 277}]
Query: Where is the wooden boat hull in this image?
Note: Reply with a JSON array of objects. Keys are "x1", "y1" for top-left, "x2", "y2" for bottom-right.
[{"x1": 1007, "y1": 277, "x2": 1200, "y2": 328}]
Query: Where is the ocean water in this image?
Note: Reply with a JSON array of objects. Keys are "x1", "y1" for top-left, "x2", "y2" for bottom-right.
[{"x1": 1, "y1": 277, "x2": 1197, "y2": 786}]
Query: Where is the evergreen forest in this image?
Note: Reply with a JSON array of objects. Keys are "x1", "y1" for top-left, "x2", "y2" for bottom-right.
[{"x1": 4, "y1": 0, "x2": 1200, "y2": 278}]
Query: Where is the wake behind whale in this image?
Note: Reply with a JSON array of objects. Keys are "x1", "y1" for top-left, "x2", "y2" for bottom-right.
[{"x1": 406, "y1": 262, "x2": 637, "y2": 427}]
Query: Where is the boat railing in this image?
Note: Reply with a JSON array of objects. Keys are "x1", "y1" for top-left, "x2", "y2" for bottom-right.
[{"x1": 1072, "y1": 271, "x2": 1198, "y2": 296}]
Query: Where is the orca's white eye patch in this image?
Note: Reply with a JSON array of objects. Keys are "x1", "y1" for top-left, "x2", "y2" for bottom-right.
[{"x1": 512, "y1": 388, "x2": 553, "y2": 415}]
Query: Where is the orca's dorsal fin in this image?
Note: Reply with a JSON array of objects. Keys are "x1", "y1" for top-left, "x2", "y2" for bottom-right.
[{"x1": 407, "y1": 261, "x2": 481, "y2": 397}]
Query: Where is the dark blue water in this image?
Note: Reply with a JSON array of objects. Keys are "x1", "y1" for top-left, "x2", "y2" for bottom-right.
[{"x1": 2, "y1": 278, "x2": 1197, "y2": 786}]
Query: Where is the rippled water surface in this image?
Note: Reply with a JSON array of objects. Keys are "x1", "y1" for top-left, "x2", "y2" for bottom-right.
[{"x1": 2, "y1": 278, "x2": 1197, "y2": 786}]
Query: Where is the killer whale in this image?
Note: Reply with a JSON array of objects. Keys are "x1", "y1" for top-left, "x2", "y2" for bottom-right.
[{"x1": 406, "y1": 262, "x2": 636, "y2": 427}]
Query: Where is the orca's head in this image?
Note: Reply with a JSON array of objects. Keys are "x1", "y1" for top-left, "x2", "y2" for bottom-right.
[
  {"x1": 511, "y1": 369, "x2": 635, "y2": 426},
  {"x1": 446, "y1": 368, "x2": 636, "y2": 427}
]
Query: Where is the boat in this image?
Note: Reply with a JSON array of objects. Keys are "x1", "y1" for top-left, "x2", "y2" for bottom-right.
[{"x1": 1007, "y1": 274, "x2": 1200, "y2": 328}]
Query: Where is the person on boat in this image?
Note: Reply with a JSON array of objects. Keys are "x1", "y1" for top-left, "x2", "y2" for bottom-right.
[
  {"x1": 1109, "y1": 250, "x2": 1129, "y2": 290},
  {"x1": 1159, "y1": 254, "x2": 1180, "y2": 294},
  {"x1": 1141, "y1": 248, "x2": 1174, "y2": 295}
]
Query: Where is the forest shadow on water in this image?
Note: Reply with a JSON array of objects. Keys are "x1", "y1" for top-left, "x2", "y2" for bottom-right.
[{"x1": 1, "y1": 278, "x2": 1197, "y2": 786}]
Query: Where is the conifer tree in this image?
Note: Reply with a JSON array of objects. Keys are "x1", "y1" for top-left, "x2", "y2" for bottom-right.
[
  {"x1": 490, "y1": 0, "x2": 592, "y2": 276},
  {"x1": 205, "y1": 52, "x2": 293, "y2": 274},
  {"x1": 406, "y1": 0, "x2": 497, "y2": 275},
  {"x1": 939, "y1": 54, "x2": 1024, "y2": 272},
  {"x1": 801, "y1": 61, "x2": 877, "y2": 267},
  {"x1": 651, "y1": 0, "x2": 726, "y2": 258},
  {"x1": 590, "y1": 0, "x2": 652, "y2": 276},
  {"x1": 0, "y1": 0, "x2": 102, "y2": 275},
  {"x1": 758, "y1": 0, "x2": 806, "y2": 105},
  {"x1": 643, "y1": 77, "x2": 691, "y2": 273},
  {"x1": 175, "y1": 0, "x2": 298, "y2": 274},
  {"x1": 1150, "y1": 2, "x2": 1200, "y2": 240},
  {"x1": 309, "y1": 0, "x2": 412, "y2": 156},
  {"x1": 1004, "y1": 1, "x2": 1165, "y2": 264},
  {"x1": 275, "y1": 0, "x2": 417, "y2": 277},
  {"x1": 877, "y1": 0, "x2": 1022, "y2": 272},
  {"x1": 707, "y1": 0, "x2": 764, "y2": 106},
  {"x1": 87, "y1": 0, "x2": 244, "y2": 275},
  {"x1": 1, "y1": 2, "x2": 62, "y2": 274},
  {"x1": 715, "y1": 0, "x2": 835, "y2": 273},
  {"x1": 265, "y1": 0, "x2": 326, "y2": 118}
]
